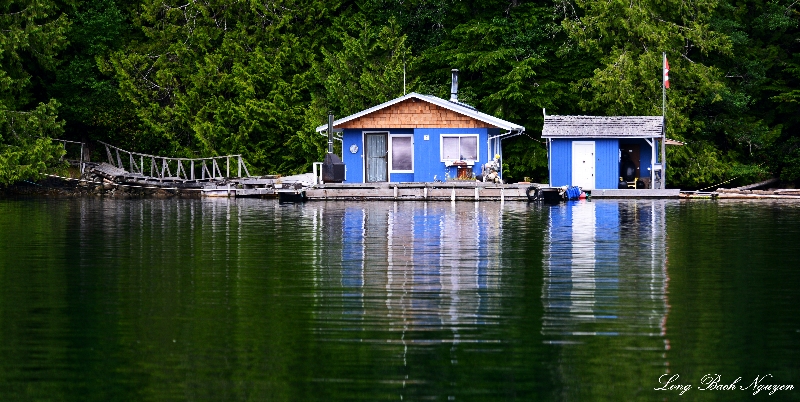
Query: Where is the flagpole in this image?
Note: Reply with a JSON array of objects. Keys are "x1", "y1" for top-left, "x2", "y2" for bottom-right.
[
  {"x1": 661, "y1": 52, "x2": 667, "y2": 189},
  {"x1": 662, "y1": 52, "x2": 666, "y2": 117}
]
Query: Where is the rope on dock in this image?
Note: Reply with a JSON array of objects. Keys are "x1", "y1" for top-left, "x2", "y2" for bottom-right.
[
  {"x1": 698, "y1": 176, "x2": 738, "y2": 192},
  {"x1": 46, "y1": 173, "x2": 89, "y2": 182},
  {"x1": 697, "y1": 162, "x2": 772, "y2": 192}
]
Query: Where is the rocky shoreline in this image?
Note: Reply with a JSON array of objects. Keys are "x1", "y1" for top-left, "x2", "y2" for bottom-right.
[
  {"x1": 0, "y1": 175, "x2": 200, "y2": 199},
  {"x1": 713, "y1": 188, "x2": 800, "y2": 199}
]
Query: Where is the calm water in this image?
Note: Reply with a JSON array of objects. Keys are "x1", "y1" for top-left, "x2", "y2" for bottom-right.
[{"x1": 0, "y1": 198, "x2": 798, "y2": 401}]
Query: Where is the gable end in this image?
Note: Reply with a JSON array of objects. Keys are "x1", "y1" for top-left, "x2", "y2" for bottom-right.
[{"x1": 338, "y1": 99, "x2": 495, "y2": 129}]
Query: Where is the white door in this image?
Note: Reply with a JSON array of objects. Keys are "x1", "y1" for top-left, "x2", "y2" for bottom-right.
[
  {"x1": 570, "y1": 202, "x2": 596, "y2": 313},
  {"x1": 572, "y1": 141, "x2": 595, "y2": 189}
]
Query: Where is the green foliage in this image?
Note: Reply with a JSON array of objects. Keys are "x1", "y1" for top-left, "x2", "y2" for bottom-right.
[
  {"x1": 727, "y1": 162, "x2": 770, "y2": 185},
  {"x1": 0, "y1": 0, "x2": 70, "y2": 185},
  {"x1": 301, "y1": 12, "x2": 416, "y2": 162},
  {"x1": 773, "y1": 53, "x2": 800, "y2": 104},
  {"x1": 374, "y1": 1, "x2": 595, "y2": 182},
  {"x1": 563, "y1": 0, "x2": 737, "y2": 187},
  {"x1": 697, "y1": 0, "x2": 799, "y2": 185},
  {"x1": 362, "y1": 0, "x2": 456, "y2": 51},
  {"x1": 0, "y1": 101, "x2": 67, "y2": 184},
  {"x1": 501, "y1": 136, "x2": 549, "y2": 183},
  {"x1": 778, "y1": 138, "x2": 800, "y2": 182},
  {"x1": 1, "y1": 0, "x2": 799, "y2": 187},
  {"x1": 667, "y1": 141, "x2": 729, "y2": 188},
  {"x1": 111, "y1": 0, "x2": 342, "y2": 175},
  {"x1": 316, "y1": 15, "x2": 414, "y2": 118},
  {"x1": 556, "y1": 0, "x2": 800, "y2": 188},
  {"x1": 49, "y1": 0, "x2": 143, "y2": 154}
]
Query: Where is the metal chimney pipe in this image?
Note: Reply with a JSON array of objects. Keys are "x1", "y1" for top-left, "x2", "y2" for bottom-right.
[
  {"x1": 327, "y1": 111, "x2": 334, "y2": 154},
  {"x1": 450, "y1": 69, "x2": 459, "y2": 102}
]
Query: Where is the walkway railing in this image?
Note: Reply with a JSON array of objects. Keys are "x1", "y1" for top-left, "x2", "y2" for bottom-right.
[
  {"x1": 99, "y1": 141, "x2": 251, "y2": 180},
  {"x1": 53, "y1": 139, "x2": 86, "y2": 174}
]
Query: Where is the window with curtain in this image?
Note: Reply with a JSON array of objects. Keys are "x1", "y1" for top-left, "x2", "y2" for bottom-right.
[
  {"x1": 441, "y1": 135, "x2": 478, "y2": 161},
  {"x1": 390, "y1": 135, "x2": 413, "y2": 172}
]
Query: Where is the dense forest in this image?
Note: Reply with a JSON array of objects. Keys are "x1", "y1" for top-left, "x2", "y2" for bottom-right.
[{"x1": 1, "y1": 0, "x2": 798, "y2": 188}]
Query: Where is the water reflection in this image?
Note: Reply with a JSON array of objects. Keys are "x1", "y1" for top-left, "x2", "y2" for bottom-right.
[
  {"x1": 543, "y1": 200, "x2": 669, "y2": 339},
  {"x1": 311, "y1": 202, "x2": 505, "y2": 342},
  {"x1": 11, "y1": 198, "x2": 800, "y2": 401},
  {"x1": 541, "y1": 200, "x2": 672, "y2": 399}
]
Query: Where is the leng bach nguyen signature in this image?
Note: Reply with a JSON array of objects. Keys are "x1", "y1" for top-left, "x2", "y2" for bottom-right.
[{"x1": 655, "y1": 373, "x2": 794, "y2": 396}]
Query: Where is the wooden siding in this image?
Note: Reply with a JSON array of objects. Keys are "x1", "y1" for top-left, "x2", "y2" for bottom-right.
[
  {"x1": 549, "y1": 140, "x2": 572, "y2": 187},
  {"x1": 339, "y1": 99, "x2": 495, "y2": 129},
  {"x1": 550, "y1": 138, "x2": 619, "y2": 189},
  {"x1": 341, "y1": 127, "x2": 491, "y2": 183},
  {"x1": 595, "y1": 139, "x2": 620, "y2": 189}
]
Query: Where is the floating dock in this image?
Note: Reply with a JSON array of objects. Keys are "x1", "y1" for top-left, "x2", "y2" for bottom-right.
[
  {"x1": 305, "y1": 183, "x2": 680, "y2": 201},
  {"x1": 589, "y1": 189, "x2": 682, "y2": 199},
  {"x1": 74, "y1": 141, "x2": 688, "y2": 201},
  {"x1": 686, "y1": 188, "x2": 800, "y2": 199},
  {"x1": 306, "y1": 182, "x2": 532, "y2": 201}
]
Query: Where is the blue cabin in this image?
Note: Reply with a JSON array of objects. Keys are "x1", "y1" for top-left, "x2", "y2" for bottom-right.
[
  {"x1": 314, "y1": 91, "x2": 525, "y2": 184},
  {"x1": 542, "y1": 115, "x2": 668, "y2": 190}
]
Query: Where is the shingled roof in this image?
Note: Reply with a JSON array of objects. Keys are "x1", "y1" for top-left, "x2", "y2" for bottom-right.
[
  {"x1": 541, "y1": 115, "x2": 664, "y2": 139},
  {"x1": 315, "y1": 92, "x2": 525, "y2": 133}
]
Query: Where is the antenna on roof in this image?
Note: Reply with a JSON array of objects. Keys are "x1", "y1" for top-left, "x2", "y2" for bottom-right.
[{"x1": 403, "y1": 62, "x2": 407, "y2": 95}]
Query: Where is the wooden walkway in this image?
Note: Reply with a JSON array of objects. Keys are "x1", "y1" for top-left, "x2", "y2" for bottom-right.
[
  {"x1": 589, "y1": 189, "x2": 682, "y2": 199},
  {"x1": 703, "y1": 188, "x2": 800, "y2": 199},
  {"x1": 74, "y1": 141, "x2": 689, "y2": 201},
  {"x1": 306, "y1": 183, "x2": 689, "y2": 201},
  {"x1": 307, "y1": 182, "x2": 539, "y2": 201},
  {"x1": 82, "y1": 142, "x2": 283, "y2": 196},
  {"x1": 88, "y1": 141, "x2": 252, "y2": 186}
]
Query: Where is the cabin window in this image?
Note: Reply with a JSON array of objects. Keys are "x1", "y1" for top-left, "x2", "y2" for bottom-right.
[
  {"x1": 441, "y1": 134, "x2": 479, "y2": 162},
  {"x1": 390, "y1": 135, "x2": 413, "y2": 172}
]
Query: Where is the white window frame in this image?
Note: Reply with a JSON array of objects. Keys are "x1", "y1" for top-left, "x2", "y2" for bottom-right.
[
  {"x1": 440, "y1": 134, "x2": 480, "y2": 165},
  {"x1": 389, "y1": 134, "x2": 414, "y2": 173}
]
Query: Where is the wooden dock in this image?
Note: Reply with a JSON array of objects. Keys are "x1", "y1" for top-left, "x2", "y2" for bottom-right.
[
  {"x1": 696, "y1": 188, "x2": 800, "y2": 199},
  {"x1": 306, "y1": 182, "x2": 534, "y2": 201},
  {"x1": 588, "y1": 189, "x2": 682, "y2": 199},
  {"x1": 305, "y1": 183, "x2": 687, "y2": 201}
]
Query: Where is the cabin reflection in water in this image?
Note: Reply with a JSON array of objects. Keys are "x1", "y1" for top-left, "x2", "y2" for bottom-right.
[
  {"x1": 311, "y1": 202, "x2": 503, "y2": 338},
  {"x1": 542, "y1": 200, "x2": 669, "y2": 339}
]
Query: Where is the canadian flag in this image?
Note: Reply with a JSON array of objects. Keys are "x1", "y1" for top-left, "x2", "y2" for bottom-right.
[{"x1": 664, "y1": 54, "x2": 670, "y2": 89}]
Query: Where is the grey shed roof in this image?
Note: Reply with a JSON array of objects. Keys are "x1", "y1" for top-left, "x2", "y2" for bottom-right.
[{"x1": 541, "y1": 115, "x2": 664, "y2": 139}]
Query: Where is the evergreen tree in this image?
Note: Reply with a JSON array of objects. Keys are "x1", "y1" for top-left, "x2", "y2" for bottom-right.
[
  {"x1": 300, "y1": 12, "x2": 415, "y2": 159},
  {"x1": 562, "y1": 0, "x2": 738, "y2": 187},
  {"x1": 49, "y1": 0, "x2": 143, "y2": 155},
  {"x1": 315, "y1": 14, "x2": 415, "y2": 117},
  {"x1": 1, "y1": 0, "x2": 797, "y2": 186},
  {"x1": 0, "y1": 0, "x2": 70, "y2": 185},
  {"x1": 111, "y1": 0, "x2": 343, "y2": 175},
  {"x1": 369, "y1": 0, "x2": 597, "y2": 181}
]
